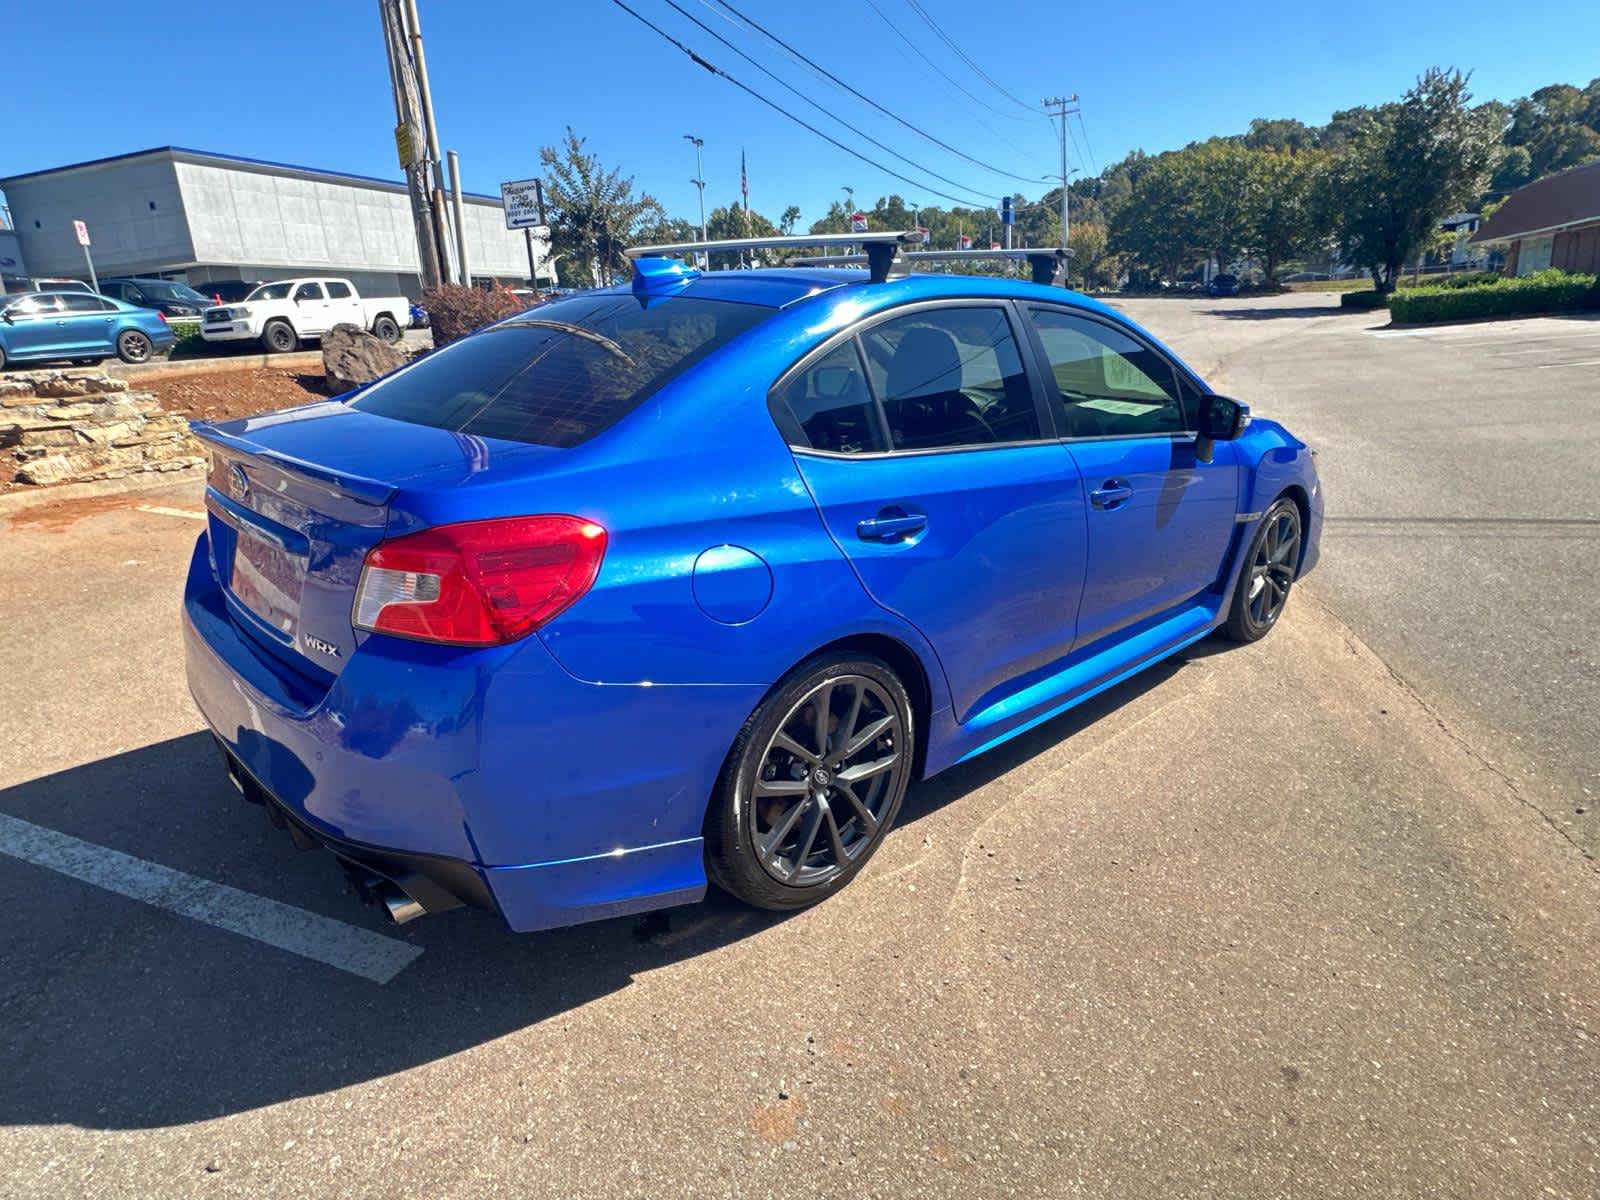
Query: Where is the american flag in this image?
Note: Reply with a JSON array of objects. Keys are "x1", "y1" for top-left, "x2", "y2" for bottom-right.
[{"x1": 740, "y1": 149, "x2": 749, "y2": 232}]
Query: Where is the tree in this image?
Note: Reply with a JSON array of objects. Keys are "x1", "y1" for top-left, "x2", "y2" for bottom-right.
[
  {"x1": 1245, "y1": 117, "x2": 1317, "y2": 153},
  {"x1": 1111, "y1": 153, "x2": 1194, "y2": 283},
  {"x1": 1247, "y1": 150, "x2": 1324, "y2": 283},
  {"x1": 1183, "y1": 140, "x2": 1261, "y2": 275},
  {"x1": 539, "y1": 128, "x2": 663, "y2": 287},
  {"x1": 1320, "y1": 69, "x2": 1498, "y2": 292},
  {"x1": 706, "y1": 202, "x2": 781, "y2": 267},
  {"x1": 779, "y1": 206, "x2": 801, "y2": 236}
]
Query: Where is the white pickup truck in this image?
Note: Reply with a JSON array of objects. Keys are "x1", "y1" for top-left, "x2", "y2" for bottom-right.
[{"x1": 200, "y1": 278, "x2": 408, "y2": 353}]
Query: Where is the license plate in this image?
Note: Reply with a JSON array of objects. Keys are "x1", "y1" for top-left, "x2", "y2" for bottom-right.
[{"x1": 230, "y1": 527, "x2": 304, "y2": 635}]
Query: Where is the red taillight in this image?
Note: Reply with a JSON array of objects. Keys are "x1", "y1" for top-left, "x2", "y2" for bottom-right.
[
  {"x1": 158, "y1": 311, "x2": 169, "y2": 323},
  {"x1": 353, "y1": 515, "x2": 607, "y2": 646}
]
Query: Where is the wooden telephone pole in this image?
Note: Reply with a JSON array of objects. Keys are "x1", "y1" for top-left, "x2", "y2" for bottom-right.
[{"x1": 379, "y1": 0, "x2": 446, "y2": 290}]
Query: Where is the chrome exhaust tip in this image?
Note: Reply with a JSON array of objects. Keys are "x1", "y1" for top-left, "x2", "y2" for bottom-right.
[{"x1": 383, "y1": 893, "x2": 427, "y2": 925}]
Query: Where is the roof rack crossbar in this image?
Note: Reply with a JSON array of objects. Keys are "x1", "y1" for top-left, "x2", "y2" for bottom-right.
[
  {"x1": 788, "y1": 247, "x2": 1073, "y2": 287},
  {"x1": 626, "y1": 232, "x2": 921, "y2": 283}
]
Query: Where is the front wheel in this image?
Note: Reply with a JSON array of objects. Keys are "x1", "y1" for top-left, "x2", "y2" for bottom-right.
[
  {"x1": 372, "y1": 315, "x2": 401, "y2": 344},
  {"x1": 116, "y1": 330, "x2": 153, "y2": 364},
  {"x1": 261, "y1": 321, "x2": 298, "y2": 354},
  {"x1": 707, "y1": 653, "x2": 914, "y2": 911},
  {"x1": 1222, "y1": 497, "x2": 1302, "y2": 642}
]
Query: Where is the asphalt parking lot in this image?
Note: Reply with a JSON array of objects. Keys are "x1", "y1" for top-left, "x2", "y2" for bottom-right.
[{"x1": 2, "y1": 293, "x2": 1597, "y2": 1198}]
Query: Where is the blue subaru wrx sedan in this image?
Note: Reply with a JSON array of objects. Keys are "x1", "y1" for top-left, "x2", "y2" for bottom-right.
[{"x1": 183, "y1": 237, "x2": 1322, "y2": 932}]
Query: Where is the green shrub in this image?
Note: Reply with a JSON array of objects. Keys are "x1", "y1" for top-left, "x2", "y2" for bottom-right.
[
  {"x1": 1388, "y1": 270, "x2": 1598, "y2": 324},
  {"x1": 1426, "y1": 270, "x2": 1504, "y2": 290},
  {"x1": 421, "y1": 284, "x2": 535, "y2": 347},
  {"x1": 1339, "y1": 289, "x2": 1388, "y2": 310},
  {"x1": 166, "y1": 319, "x2": 206, "y2": 357}
]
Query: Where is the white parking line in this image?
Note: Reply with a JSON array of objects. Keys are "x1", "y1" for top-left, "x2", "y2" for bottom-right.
[
  {"x1": 1536, "y1": 358, "x2": 1600, "y2": 369},
  {"x1": 136, "y1": 505, "x2": 206, "y2": 520},
  {"x1": 0, "y1": 812, "x2": 423, "y2": 985}
]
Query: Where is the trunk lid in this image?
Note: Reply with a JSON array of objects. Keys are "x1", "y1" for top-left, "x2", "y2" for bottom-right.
[{"x1": 191, "y1": 401, "x2": 557, "y2": 682}]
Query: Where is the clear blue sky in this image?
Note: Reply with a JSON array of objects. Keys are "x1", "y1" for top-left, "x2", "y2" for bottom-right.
[{"x1": 5, "y1": 0, "x2": 1598, "y2": 227}]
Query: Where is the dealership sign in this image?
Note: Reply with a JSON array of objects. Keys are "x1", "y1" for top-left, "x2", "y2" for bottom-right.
[
  {"x1": 850, "y1": 212, "x2": 869, "y2": 233},
  {"x1": 500, "y1": 178, "x2": 547, "y2": 231}
]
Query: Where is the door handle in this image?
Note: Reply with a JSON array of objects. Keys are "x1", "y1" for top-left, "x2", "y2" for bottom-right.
[
  {"x1": 857, "y1": 509, "x2": 928, "y2": 542},
  {"x1": 1089, "y1": 480, "x2": 1133, "y2": 509}
]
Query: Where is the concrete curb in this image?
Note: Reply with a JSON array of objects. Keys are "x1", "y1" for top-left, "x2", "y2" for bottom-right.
[
  {"x1": 106, "y1": 352, "x2": 323, "y2": 381},
  {"x1": 0, "y1": 464, "x2": 206, "y2": 517}
]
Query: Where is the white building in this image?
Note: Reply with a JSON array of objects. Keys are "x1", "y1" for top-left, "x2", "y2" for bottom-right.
[{"x1": 0, "y1": 146, "x2": 553, "y2": 298}]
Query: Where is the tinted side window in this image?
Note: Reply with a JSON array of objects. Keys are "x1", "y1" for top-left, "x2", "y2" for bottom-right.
[
  {"x1": 61, "y1": 294, "x2": 114, "y2": 312},
  {"x1": 861, "y1": 307, "x2": 1038, "y2": 450},
  {"x1": 775, "y1": 341, "x2": 886, "y2": 455},
  {"x1": 1028, "y1": 307, "x2": 1185, "y2": 438},
  {"x1": 293, "y1": 283, "x2": 324, "y2": 302},
  {"x1": 325, "y1": 281, "x2": 353, "y2": 299}
]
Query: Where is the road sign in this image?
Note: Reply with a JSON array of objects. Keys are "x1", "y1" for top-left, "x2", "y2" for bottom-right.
[
  {"x1": 850, "y1": 212, "x2": 869, "y2": 233},
  {"x1": 999, "y1": 196, "x2": 1014, "y2": 226},
  {"x1": 501, "y1": 178, "x2": 547, "y2": 230},
  {"x1": 73, "y1": 220, "x2": 91, "y2": 247}
]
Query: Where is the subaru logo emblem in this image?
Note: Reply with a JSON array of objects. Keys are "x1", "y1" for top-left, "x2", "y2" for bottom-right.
[{"x1": 228, "y1": 463, "x2": 249, "y2": 500}]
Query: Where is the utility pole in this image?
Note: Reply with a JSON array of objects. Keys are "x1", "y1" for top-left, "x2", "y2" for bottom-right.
[
  {"x1": 447, "y1": 150, "x2": 468, "y2": 285},
  {"x1": 403, "y1": 0, "x2": 456, "y2": 283},
  {"x1": 378, "y1": 0, "x2": 443, "y2": 290},
  {"x1": 683, "y1": 134, "x2": 706, "y2": 269},
  {"x1": 1043, "y1": 94, "x2": 1078, "y2": 262}
]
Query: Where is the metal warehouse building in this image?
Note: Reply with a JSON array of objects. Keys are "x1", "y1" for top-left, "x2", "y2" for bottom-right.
[{"x1": 0, "y1": 146, "x2": 550, "y2": 298}]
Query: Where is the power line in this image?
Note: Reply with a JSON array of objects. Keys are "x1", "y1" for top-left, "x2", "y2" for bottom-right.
[
  {"x1": 858, "y1": 0, "x2": 1022, "y2": 124},
  {"x1": 1075, "y1": 110, "x2": 1099, "y2": 176},
  {"x1": 608, "y1": 0, "x2": 991, "y2": 208},
  {"x1": 711, "y1": 0, "x2": 1043, "y2": 186},
  {"x1": 658, "y1": 0, "x2": 990, "y2": 204},
  {"x1": 902, "y1": 0, "x2": 1040, "y2": 117}
]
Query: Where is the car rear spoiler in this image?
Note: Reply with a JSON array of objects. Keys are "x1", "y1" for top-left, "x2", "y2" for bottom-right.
[{"x1": 189, "y1": 420, "x2": 397, "y2": 506}]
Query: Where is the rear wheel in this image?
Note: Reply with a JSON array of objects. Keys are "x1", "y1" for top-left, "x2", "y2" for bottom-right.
[
  {"x1": 261, "y1": 320, "x2": 297, "y2": 354},
  {"x1": 115, "y1": 330, "x2": 153, "y2": 364},
  {"x1": 1223, "y1": 497, "x2": 1302, "y2": 642},
  {"x1": 707, "y1": 653, "x2": 913, "y2": 911},
  {"x1": 372, "y1": 315, "x2": 401, "y2": 344}
]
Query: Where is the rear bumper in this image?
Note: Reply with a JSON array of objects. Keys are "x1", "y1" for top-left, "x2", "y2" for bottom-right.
[{"x1": 182, "y1": 533, "x2": 754, "y2": 932}]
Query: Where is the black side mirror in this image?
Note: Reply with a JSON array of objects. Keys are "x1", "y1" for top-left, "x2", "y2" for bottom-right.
[{"x1": 1194, "y1": 395, "x2": 1251, "y2": 463}]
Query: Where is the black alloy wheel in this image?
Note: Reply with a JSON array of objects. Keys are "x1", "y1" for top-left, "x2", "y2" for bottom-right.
[
  {"x1": 1224, "y1": 497, "x2": 1302, "y2": 641},
  {"x1": 116, "y1": 330, "x2": 153, "y2": 364},
  {"x1": 262, "y1": 321, "x2": 297, "y2": 354},
  {"x1": 708, "y1": 654, "x2": 913, "y2": 910}
]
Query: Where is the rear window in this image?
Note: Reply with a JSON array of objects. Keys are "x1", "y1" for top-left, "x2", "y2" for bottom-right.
[{"x1": 350, "y1": 293, "x2": 771, "y2": 448}]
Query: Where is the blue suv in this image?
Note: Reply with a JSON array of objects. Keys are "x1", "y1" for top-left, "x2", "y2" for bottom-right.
[{"x1": 183, "y1": 241, "x2": 1322, "y2": 933}]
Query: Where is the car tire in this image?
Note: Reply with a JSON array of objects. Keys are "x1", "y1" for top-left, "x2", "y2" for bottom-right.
[
  {"x1": 116, "y1": 330, "x2": 153, "y2": 364},
  {"x1": 1222, "y1": 497, "x2": 1302, "y2": 642},
  {"x1": 372, "y1": 315, "x2": 401, "y2": 344},
  {"x1": 0, "y1": 344, "x2": 7, "y2": 370},
  {"x1": 261, "y1": 321, "x2": 298, "y2": 354},
  {"x1": 706, "y1": 651, "x2": 914, "y2": 911}
]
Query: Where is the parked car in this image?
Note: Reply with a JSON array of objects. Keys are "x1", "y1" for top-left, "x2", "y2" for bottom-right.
[
  {"x1": 1207, "y1": 273, "x2": 1242, "y2": 297},
  {"x1": 100, "y1": 276, "x2": 216, "y2": 317},
  {"x1": 8, "y1": 277, "x2": 96, "y2": 296},
  {"x1": 191, "y1": 279, "x2": 262, "y2": 305},
  {"x1": 199, "y1": 277, "x2": 408, "y2": 353},
  {"x1": 184, "y1": 249, "x2": 1322, "y2": 933},
  {"x1": 0, "y1": 290, "x2": 174, "y2": 368}
]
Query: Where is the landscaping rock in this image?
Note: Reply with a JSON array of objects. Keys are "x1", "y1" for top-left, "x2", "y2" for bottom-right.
[{"x1": 322, "y1": 324, "x2": 408, "y2": 394}]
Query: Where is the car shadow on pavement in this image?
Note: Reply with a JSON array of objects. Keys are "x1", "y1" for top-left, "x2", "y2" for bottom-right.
[
  {"x1": 0, "y1": 649, "x2": 1196, "y2": 1131},
  {"x1": 1202, "y1": 306, "x2": 1345, "y2": 320}
]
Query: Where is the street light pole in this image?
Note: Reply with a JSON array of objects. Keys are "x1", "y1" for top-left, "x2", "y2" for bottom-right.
[{"x1": 683, "y1": 134, "x2": 706, "y2": 268}]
